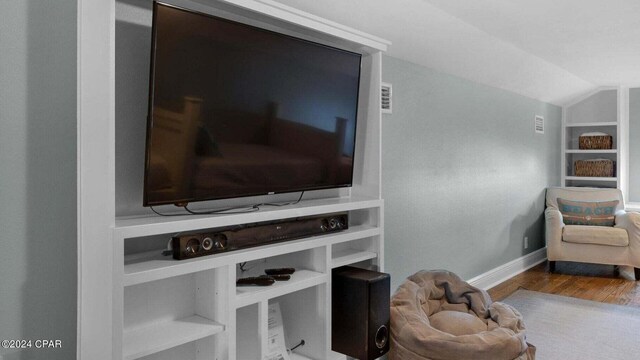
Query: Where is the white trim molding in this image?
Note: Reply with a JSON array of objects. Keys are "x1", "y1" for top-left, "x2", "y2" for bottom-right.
[
  {"x1": 626, "y1": 204, "x2": 640, "y2": 212},
  {"x1": 619, "y1": 86, "x2": 628, "y2": 197},
  {"x1": 77, "y1": 1, "x2": 116, "y2": 359},
  {"x1": 467, "y1": 247, "x2": 548, "y2": 290}
]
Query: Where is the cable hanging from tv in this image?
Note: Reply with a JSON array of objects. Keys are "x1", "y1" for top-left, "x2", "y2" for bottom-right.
[{"x1": 150, "y1": 191, "x2": 305, "y2": 217}]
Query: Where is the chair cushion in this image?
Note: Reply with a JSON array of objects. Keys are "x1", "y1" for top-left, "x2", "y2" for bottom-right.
[
  {"x1": 557, "y1": 198, "x2": 618, "y2": 226},
  {"x1": 546, "y1": 187, "x2": 625, "y2": 213},
  {"x1": 430, "y1": 310, "x2": 488, "y2": 336},
  {"x1": 562, "y1": 225, "x2": 629, "y2": 247}
]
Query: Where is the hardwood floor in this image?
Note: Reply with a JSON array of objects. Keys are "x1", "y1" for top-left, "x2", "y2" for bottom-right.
[{"x1": 488, "y1": 261, "x2": 640, "y2": 307}]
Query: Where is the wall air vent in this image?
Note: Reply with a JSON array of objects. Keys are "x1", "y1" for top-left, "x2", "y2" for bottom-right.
[
  {"x1": 535, "y1": 115, "x2": 544, "y2": 134},
  {"x1": 381, "y1": 83, "x2": 392, "y2": 114}
]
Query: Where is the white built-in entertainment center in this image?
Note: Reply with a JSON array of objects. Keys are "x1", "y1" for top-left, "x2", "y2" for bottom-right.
[{"x1": 77, "y1": 1, "x2": 390, "y2": 359}]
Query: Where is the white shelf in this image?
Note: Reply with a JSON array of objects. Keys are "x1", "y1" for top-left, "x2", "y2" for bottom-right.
[
  {"x1": 123, "y1": 225, "x2": 380, "y2": 286},
  {"x1": 565, "y1": 121, "x2": 617, "y2": 127},
  {"x1": 235, "y1": 269, "x2": 327, "y2": 308},
  {"x1": 565, "y1": 176, "x2": 618, "y2": 182},
  {"x1": 114, "y1": 196, "x2": 382, "y2": 239},
  {"x1": 565, "y1": 149, "x2": 617, "y2": 154},
  {"x1": 331, "y1": 249, "x2": 377, "y2": 268},
  {"x1": 329, "y1": 354, "x2": 348, "y2": 360},
  {"x1": 290, "y1": 353, "x2": 315, "y2": 360},
  {"x1": 562, "y1": 88, "x2": 621, "y2": 189},
  {"x1": 123, "y1": 315, "x2": 224, "y2": 360}
]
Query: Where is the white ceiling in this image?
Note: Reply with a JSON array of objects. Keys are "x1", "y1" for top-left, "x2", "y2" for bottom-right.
[
  {"x1": 272, "y1": 0, "x2": 640, "y2": 105},
  {"x1": 425, "y1": 0, "x2": 640, "y2": 87}
]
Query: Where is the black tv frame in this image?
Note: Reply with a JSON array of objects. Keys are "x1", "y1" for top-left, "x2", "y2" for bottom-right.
[{"x1": 143, "y1": 1, "x2": 363, "y2": 207}]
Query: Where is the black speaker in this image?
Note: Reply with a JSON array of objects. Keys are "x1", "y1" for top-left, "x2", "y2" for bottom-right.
[
  {"x1": 171, "y1": 213, "x2": 348, "y2": 260},
  {"x1": 332, "y1": 266, "x2": 390, "y2": 360}
]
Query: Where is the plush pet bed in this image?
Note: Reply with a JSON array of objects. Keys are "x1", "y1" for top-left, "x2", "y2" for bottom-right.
[{"x1": 390, "y1": 270, "x2": 535, "y2": 360}]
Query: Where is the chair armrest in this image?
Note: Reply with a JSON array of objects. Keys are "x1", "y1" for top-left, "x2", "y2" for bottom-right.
[
  {"x1": 615, "y1": 211, "x2": 640, "y2": 246},
  {"x1": 545, "y1": 208, "x2": 564, "y2": 246},
  {"x1": 545, "y1": 208, "x2": 564, "y2": 261},
  {"x1": 615, "y1": 210, "x2": 639, "y2": 228}
]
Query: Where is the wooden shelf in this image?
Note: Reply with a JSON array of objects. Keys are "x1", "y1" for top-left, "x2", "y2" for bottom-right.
[
  {"x1": 235, "y1": 269, "x2": 327, "y2": 308},
  {"x1": 565, "y1": 176, "x2": 618, "y2": 182},
  {"x1": 565, "y1": 122, "x2": 617, "y2": 127},
  {"x1": 565, "y1": 149, "x2": 617, "y2": 154},
  {"x1": 114, "y1": 196, "x2": 381, "y2": 239},
  {"x1": 123, "y1": 315, "x2": 224, "y2": 360},
  {"x1": 331, "y1": 249, "x2": 377, "y2": 268},
  {"x1": 123, "y1": 225, "x2": 380, "y2": 286}
]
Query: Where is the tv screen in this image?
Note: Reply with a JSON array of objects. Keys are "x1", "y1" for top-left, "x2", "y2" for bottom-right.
[{"x1": 144, "y1": 2, "x2": 362, "y2": 206}]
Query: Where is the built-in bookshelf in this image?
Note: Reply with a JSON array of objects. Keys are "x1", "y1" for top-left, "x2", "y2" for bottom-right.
[
  {"x1": 562, "y1": 88, "x2": 621, "y2": 188},
  {"x1": 75, "y1": 1, "x2": 391, "y2": 359},
  {"x1": 114, "y1": 198, "x2": 384, "y2": 360}
]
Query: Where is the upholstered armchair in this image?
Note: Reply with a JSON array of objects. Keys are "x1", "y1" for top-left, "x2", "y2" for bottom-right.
[{"x1": 545, "y1": 187, "x2": 640, "y2": 280}]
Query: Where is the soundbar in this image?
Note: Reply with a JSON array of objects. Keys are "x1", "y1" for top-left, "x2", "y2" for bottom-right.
[{"x1": 172, "y1": 212, "x2": 348, "y2": 260}]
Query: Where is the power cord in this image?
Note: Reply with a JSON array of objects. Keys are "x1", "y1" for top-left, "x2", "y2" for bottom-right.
[
  {"x1": 288, "y1": 340, "x2": 305, "y2": 352},
  {"x1": 150, "y1": 206, "x2": 185, "y2": 217},
  {"x1": 150, "y1": 191, "x2": 305, "y2": 216},
  {"x1": 238, "y1": 262, "x2": 250, "y2": 272},
  {"x1": 150, "y1": 203, "x2": 259, "y2": 216},
  {"x1": 184, "y1": 204, "x2": 259, "y2": 215},
  {"x1": 258, "y1": 191, "x2": 305, "y2": 207}
]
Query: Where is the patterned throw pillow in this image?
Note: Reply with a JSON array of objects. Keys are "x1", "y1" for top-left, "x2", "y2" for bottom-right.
[{"x1": 557, "y1": 198, "x2": 619, "y2": 226}]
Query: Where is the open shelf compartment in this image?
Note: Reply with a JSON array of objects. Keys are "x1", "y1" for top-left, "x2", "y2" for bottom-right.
[
  {"x1": 269, "y1": 285, "x2": 328, "y2": 360},
  {"x1": 331, "y1": 236, "x2": 380, "y2": 269},
  {"x1": 565, "y1": 124, "x2": 617, "y2": 151},
  {"x1": 122, "y1": 267, "x2": 229, "y2": 360},
  {"x1": 331, "y1": 249, "x2": 377, "y2": 268},
  {"x1": 236, "y1": 303, "x2": 261, "y2": 360},
  {"x1": 122, "y1": 224, "x2": 380, "y2": 287},
  {"x1": 565, "y1": 152, "x2": 617, "y2": 178},
  {"x1": 123, "y1": 317, "x2": 223, "y2": 360},
  {"x1": 236, "y1": 269, "x2": 326, "y2": 308},
  {"x1": 235, "y1": 247, "x2": 327, "y2": 308},
  {"x1": 566, "y1": 178, "x2": 618, "y2": 188}
]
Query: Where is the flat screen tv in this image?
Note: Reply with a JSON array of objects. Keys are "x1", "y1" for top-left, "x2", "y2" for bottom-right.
[{"x1": 144, "y1": 2, "x2": 362, "y2": 206}]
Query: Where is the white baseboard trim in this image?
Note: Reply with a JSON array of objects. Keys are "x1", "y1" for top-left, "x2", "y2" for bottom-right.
[
  {"x1": 626, "y1": 204, "x2": 640, "y2": 212},
  {"x1": 467, "y1": 247, "x2": 548, "y2": 290}
]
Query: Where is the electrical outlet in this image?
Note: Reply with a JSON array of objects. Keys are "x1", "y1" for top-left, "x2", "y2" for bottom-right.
[{"x1": 524, "y1": 236, "x2": 529, "y2": 249}]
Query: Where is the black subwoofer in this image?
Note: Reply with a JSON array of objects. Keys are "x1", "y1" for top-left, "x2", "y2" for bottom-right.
[{"x1": 332, "y1": 266, "x2": 390, "y2": 360}]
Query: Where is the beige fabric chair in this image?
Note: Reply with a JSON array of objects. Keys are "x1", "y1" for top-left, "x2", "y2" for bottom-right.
[{"x1": 545, "y1": 187, "x2": 640, "y2": 279}]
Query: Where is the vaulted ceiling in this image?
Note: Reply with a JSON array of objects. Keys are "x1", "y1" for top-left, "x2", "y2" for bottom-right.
[{"x1": 273, "y1": 0, "x2": 640, "y2": 105}]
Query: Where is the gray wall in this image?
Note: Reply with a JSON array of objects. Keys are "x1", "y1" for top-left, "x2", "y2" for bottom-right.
[
  {"x1": 0, "y1": 1, "x2": 77, "y2": 360},
  {"x1": 628, "y1": 88, "x2": 640, "y2": 203},
  {"x1": 566, "y1": 89, "x2": 617, "y2": 124},
  {"x1": 382, "y1": 56, "x2": 561, "y2": 291}
]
